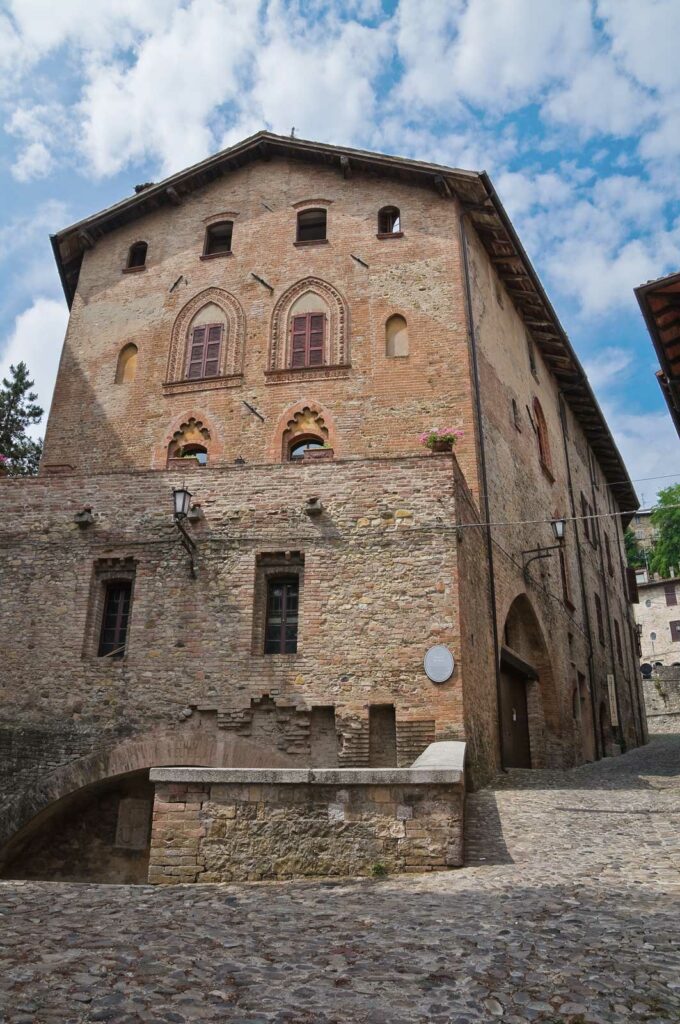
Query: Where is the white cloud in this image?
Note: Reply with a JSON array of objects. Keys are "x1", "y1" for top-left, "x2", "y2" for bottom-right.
[
  {"x1": 583, "y1": 347, "x2": 634, "y2": 391},
  {"x1": 0, "y1": 298, "x2": 69, "y2": 436},
  {"x1": 78, "y1": 0, "x2": 260, "y2": 177},
  {"x1": 603, "y1": 402, "x2": 680, "y2": 502},
  {"x1": 543, "y1": 55, "x2": 655, "y2": 138}
]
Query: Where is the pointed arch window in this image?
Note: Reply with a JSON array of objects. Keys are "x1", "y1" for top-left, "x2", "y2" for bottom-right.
[
  {"x1": 533, "y1": 398, "x2": 553, "y2": 478},
  {"x1": 126, "y1": 242, "x2": 147, "y2": 270},
  {"x1": 115, "y1": 343, "x2": 138, "y2": 383},
  {"x1": 186, "y1": 323, "x2": 224, "y2": 379}
]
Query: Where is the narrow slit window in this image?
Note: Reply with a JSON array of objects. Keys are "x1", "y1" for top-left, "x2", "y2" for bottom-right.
[
  {"x1": 297, "y1": 209, "x2": 327, "y2": 242},
  {"x1": 98, "y1": 580, "x2": 132, "y2": 658},
  {"x1": 115, "y1": 343, "x2": 138, "y2": 384},
  {"x1": 126, "y1": 242, "x2": 147, "y2": 269},
  {"x1": 186, "y1": 323, "x2": 223, "y2": 379},
  {"x1": 203, "y1": 221, "x2": 233, "y2": 256},
  {"x1": 264, "y1": 576, "x2": 299, "y2": 654}
]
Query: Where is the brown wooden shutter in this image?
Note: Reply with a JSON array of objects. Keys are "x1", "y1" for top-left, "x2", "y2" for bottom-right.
[
  {"x1": 187, "y1": 326, "x2": 207, "y2": 379},
  {"x1": 291, "y1": 315, "x2": 308, "y2": 368},
  {"x1": 664, "y1": 582, "x2": 677, "y2": 606},
  {"x1": 203, "y1": 324, "x2": 223, "y2": 377},
  {"x1": 625, "y1": 566, "x2": 640, "y2": 604},
  {"x1": 581, "y1": 494, "x2": 590, "y2": 541},
  {"x1": 308, "y1": 313, "x2": 324, "y2": 365},
  {"x1": 670, "y1": 620, "x2": 680, "y2": 642}
]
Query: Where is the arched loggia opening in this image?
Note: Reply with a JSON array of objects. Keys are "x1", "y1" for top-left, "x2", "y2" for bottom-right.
[{"x1": 500, "y1": 594, "x2": 562, "y2": 769}]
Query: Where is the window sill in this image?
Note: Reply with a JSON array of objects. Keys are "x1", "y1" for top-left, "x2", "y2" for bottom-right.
[
  {"x1": 294, "y1": 239, "x2": 329, "y2": 247},
  {"x1": 162, "y1": 374, "x2": 243, "y2": 396},
  {"x1": 540, "y1": 461, "x2": 555, "y2": 483},
  {"x1": 122, "y1": 266, "x2": 146, "y2": 274},
  {"x1": 265, "y1": 364, "x2": 351, "y2": 385},
  {"x1": 376, "y1": 231, "x2": 404, "y2": 240},
  {"x1": 200, "y1": 251, "x2": 233, "y2": 260}
]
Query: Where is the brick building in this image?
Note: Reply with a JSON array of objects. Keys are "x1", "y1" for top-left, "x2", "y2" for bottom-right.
[{"x1": 0, "y1": 133, "x2": 646, "y2": 881}]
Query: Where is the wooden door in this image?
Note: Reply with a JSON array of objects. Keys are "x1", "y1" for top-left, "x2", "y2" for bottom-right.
[{"x1": 500, "y1": 669, "x2": 531, "y2": 768}]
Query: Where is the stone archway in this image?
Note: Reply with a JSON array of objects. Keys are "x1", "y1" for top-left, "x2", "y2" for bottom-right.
[
  {"x1": 500, "y1": 594, "x2": 562, "y2": 768},
  {"x1": 0, "y1": 725, "x2": 297, "y2": 876}
]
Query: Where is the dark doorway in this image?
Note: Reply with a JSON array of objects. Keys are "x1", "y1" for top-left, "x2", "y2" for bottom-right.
[
  {"x1": 500, "y1": 668, "x2": 531, "y2": 768},
  {"x1": 369, "y1": 705, "x2": 397, "y2": 767}
]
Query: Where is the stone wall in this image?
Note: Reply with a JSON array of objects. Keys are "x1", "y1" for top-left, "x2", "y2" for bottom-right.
[
  {"x1": 643, "y1": 667, "x2": 680, "y2": 733},
  {"x1": 635, "y1": 579, "x2": 680, "y2": 665},
  {"x1": 464, "y1": 220, "x2": 645, "y2": 764},
  {"x1": 0, "y1": 455, "x2": 465, "y2": 852},
  {"x1": 148, "y1": 764, "x2": 465, "y2": 883}
]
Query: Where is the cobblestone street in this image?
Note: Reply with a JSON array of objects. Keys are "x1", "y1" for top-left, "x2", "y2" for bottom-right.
[{"x1": 1, "y1": 734, "x2": 678, "y2": 1024}]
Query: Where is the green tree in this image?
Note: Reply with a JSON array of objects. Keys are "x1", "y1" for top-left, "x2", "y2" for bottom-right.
[
  {"x1": 0, "y1": 362, "x2": 43, "y2": 476},
  {"x1": 624, "y1": 528, "x2": 646, "y2": 569},
  {"x1": 649, "y1": 484, "x2": 680, "y2": 578}
]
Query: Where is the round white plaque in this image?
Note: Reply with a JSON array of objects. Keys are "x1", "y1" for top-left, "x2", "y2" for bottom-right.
[{"x1": 424, "y1": 644, "x2": 455, "y2": 683}]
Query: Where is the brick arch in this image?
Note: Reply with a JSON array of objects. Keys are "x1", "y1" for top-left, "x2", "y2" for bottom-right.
[
  {"x1": 154, "y1": 409, "x2": 224, "y2": 469},
  {"x1": 167, "y1": 287, "x2": 246, "y2": 382},
  {"x1": 0, "y1": 727, "x2": 296, "y2": 865},
  {"x1": 270, "y1": 278, "x2": 349, "y2": 371},
  {"x1": 501, "y1": 593, "x2": 561, "y2": 762},
  {"x1": 269, "y1": 399, "x2": 340, "y2": 461}
]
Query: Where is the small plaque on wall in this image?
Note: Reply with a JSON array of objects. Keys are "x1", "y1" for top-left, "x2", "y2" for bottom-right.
[
  {"x1": 424, "y1": 645, "x2": 455, "y2": 683},
  {"x1": 115, "y1": 798, "x2": 151, "y2": 850}
]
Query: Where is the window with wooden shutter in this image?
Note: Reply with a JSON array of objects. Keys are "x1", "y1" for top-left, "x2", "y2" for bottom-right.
[
  {"x1": 625, "y1": 566, "x2": 640, "y2": 604},
  {"x1": 664, "y1": 582, "x2": 677, "y2": 606},
  {"x1": 290, "y1": 313, "x2": 325, "y2": 368},
  {"x1": 559, "y1": 548, "x2": 574, "y2": 609},
  {"x1": 186, "y1": 323, "x2": 223, "y2": 379},
  {"x1": 594, "y1": 592, "x2": 604, "y2": 646},
  {"x1": 614, "y1": 619, "x2": 623, "y2": 665},
  {"x1": 533, "y1": 398, "x2": 552, "y2": 474},
  {"x1": 264, "y1": 576, "x2": 299, "y2": 654},
  {"x1": 581, "y1": 494, "x2": 590, "y2": 542},
  {"x1": 604, "y1": 533, "x2": 613, "y2": 575},
  {"x1": 670, "y1": 620, "x2": 680, "y2": 643},
  {"x1": 98, "y1": 580, "x2": 132, "y2": 658}
]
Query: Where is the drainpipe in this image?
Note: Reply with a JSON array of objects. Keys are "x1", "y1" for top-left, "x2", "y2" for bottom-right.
[
  {"x1": 557, "y1": 396, "x2": 601, "y2": 760},
  {"x1": 459, "y1": 211, "x2": 505, "y2": 771}
]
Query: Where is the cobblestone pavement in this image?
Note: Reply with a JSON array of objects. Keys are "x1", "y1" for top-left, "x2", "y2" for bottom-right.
[{"x1": 1, "y1": 735, "x2": 679, "y2": 1024}]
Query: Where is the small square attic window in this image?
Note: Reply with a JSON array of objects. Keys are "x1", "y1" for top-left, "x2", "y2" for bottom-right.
[{"x1": 203, "y1": 221, "x2": 233, "y2": 256}]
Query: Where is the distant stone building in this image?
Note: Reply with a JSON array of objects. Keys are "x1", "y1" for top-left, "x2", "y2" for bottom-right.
[
  {"x1": 0, "y1": 132, "x2": 646, "y2": 882},
  {"x1": 634, "y1": 570, "x2": 680, "y2": 666},
  {"x1": 630, "y1": 509, "x2": 659, "y2": 555}
]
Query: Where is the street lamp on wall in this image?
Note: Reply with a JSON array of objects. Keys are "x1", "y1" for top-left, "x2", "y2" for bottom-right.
[
  {"x1": 522, "y1": 517, "x2": 567, "y2": 583},
  {"x1": 172, "y1": 487, "x2": 197, "y2": 578}
]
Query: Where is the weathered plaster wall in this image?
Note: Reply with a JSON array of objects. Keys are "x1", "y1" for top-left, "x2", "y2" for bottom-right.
[{"x1": 149, "y1": 768, "x2": 465, "y2": 883}]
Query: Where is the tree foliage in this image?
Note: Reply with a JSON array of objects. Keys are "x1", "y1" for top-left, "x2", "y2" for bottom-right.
[
  {"x1": 624, "y1": 528, "x2": 646, "y2": 569},
  {"x1": 0, "y1": 362, "x2": 43, "y2": 476},
  {"x1": 649, "y1": 484, "x2": 680, "y2": 578}
]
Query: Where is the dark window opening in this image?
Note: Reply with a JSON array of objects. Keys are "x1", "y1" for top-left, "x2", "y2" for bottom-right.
[
  {"x1": 604, "y1": 533, "x2": 614, "y2": 575},
  {"x1": 369, "y1": 705, "x2": 397, "y2": 767},
  {"x1": 289, "y1": 436, "x2": 325, "y2": 460},
  {"x1": 614, "y1": 619, "x2": 623, "y2": 665},
  {"x1": 559, "y1": 548, "x2": 573, "y2": 608},
  {"x1": 178, "y1": 443, "x2": 208, "y2": 466},
  {"x1": 297, "y1": 209, "x2": 327, "y2": 242},
  {"x1": 127, "y1": 242, "x2": 147, "y2": 269},
  {"x1": 203, "y1": 221, "x2": 233, "y2": 256},
  {"x1": 527, "y1": 335, "x2": 538, "y2": 377},
  {"x1": 664, "y1": 582, "x2": 677, "y2": 606},
  {"x1": 290, "y1": 312, "x2": 325, "y2": 368},
  {"x1": 670, "y1": 620, "x2": 680, "y2": 643},
  {"x1": 594, "y1": 592, "x2": 604, "y2": 646},
  {"x1": 377, "y1": 206, "x2": 401, "y2": 234},
  {"x1": 512, "y1": 398, "x2": 521, "y2": 431},
  {"x1": 264, "y1": 576, "x2": 299, "y2": 654},
  {"x1": 98, "y1": 581, "x2": 132, "y2": 658},
  {"x1": 186, "y1": 323, "x2": 223, "y2": 379}
]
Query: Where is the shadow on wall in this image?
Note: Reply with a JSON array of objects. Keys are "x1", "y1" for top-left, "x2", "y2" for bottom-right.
[
  {"x1": 41, "y1": 329, "x2": 141, "y2": 475},
  {"x1": 0, "y1": 770, "x2": 154, "y2": 884}
]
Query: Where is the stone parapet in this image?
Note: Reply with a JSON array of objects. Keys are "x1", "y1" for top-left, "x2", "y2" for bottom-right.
[{"x1": 148, "y1": 750, "x2": 465, "y2": 884}]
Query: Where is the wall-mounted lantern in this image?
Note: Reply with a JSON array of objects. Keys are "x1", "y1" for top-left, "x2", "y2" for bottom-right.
[
  {"x1": 172, "y1": 487, "x2": 197, "y2": 578},
  {"x1": 522, "y1": 517, "x2": 567, "y2": 582}
]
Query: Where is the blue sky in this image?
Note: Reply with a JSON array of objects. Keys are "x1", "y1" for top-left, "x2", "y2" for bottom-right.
[{"x1": 1, "y1": 0, "x2": 679, "y2": 501}]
